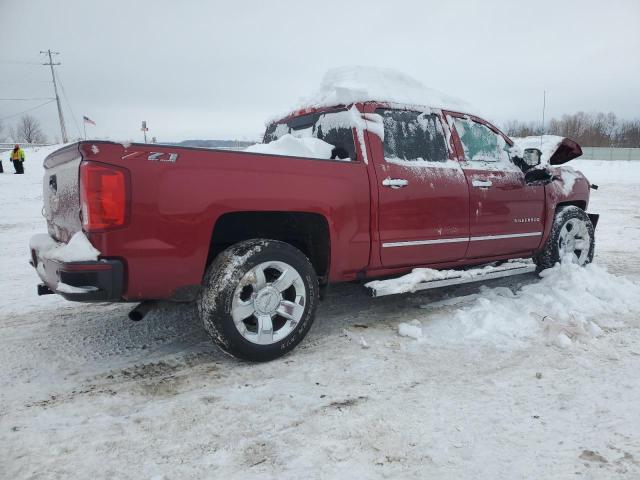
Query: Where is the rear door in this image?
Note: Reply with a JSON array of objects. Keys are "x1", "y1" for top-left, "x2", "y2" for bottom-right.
[
  {"x1": 447, "y1": 114, "x2": 545, "y2": 258},
  {"x1": 371, "y1": 109, "x2": 470, "y2": 267}
]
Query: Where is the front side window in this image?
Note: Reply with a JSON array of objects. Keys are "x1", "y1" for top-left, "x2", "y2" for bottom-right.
[
  {"x1": 263, "y1": 109, "x2": 356, "y2": 160},
  {"x1": 452, "y1": 117, "x2": 511, "y2": 165},
  {"x1": 376, "y1": 109, "x2": 448, "y2": 163}
]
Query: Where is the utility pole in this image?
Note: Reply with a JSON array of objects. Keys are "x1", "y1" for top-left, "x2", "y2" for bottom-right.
[{"x1": 40, "y1": 49, "x2": 68, "y2": 143}]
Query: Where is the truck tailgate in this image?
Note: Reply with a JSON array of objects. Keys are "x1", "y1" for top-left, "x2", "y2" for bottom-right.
[{"x1": 42, "y1": 143, "x2": 83, "y2": 242}]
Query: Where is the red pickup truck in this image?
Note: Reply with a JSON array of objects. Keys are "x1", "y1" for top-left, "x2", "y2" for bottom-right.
[{"x1": 30, "y1": 101, "x2": 597, "y2": 361}]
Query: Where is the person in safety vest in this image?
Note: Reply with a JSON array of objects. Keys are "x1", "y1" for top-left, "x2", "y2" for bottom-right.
[{"x1": 10, "y1": 144, "x2": 25, "y2": 174}]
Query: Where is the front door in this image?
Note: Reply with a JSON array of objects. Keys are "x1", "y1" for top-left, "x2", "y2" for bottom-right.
[
  {"x1": 447, "y1": 114, "x2": 545, "y2": 259},
  {"x1": 372, "y1": 109, "x2": 470, "y2": 267}
]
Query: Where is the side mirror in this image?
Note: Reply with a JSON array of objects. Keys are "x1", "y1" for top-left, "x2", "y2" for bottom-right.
[
  {"x1": 523, "y1": 148, "x2": 542, "y2": 168},
  {"x1": 524, "y1": 167, "x2": 554, "y2": 185}
]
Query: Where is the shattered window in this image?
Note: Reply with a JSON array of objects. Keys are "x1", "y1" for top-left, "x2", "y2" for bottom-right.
[
  {"x1": 376, "y1": 109, "x2": 448, "y2": 162},
  {"x1": 263, "y1": 109, "x2": 356, "y2": 160},
  {"x1": 452, "y1": 118, "x2": 510, "y2": 164}
]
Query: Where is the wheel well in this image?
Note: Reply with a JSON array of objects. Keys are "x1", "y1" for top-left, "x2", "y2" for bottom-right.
[
  {"x1": 207, "y1": 212, "x2": 330, "y2": 281},
  {"x1": 556, "y1": 200, "x2": 586, "y2": 212}
]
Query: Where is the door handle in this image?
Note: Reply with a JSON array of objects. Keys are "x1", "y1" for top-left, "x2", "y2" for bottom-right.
[
  {"x1": 472, "y1": 179, "x2": 492, "y2": 188},
  {"x1": 382, "y1": 177, "x2": 408, "y2": 189}
]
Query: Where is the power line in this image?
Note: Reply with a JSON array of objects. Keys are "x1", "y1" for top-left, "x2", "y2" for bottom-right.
[
  {"x1": 40, "y1": 50, "x2": 68, "y2": 143},
  {"x1": 0, "y1": 97, "x2": 55, "y2": 101},
  {"x1": 0, "y1": 60, "x2": 42, "y2": 65},
  {"x1": 0, "y1": 99, "x2": 56, "y2": 121}
]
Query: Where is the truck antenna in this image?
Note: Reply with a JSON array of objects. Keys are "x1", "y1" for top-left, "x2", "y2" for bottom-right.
[{"x1": 540, "y1": 90, "x2": 546, "y2": 149}]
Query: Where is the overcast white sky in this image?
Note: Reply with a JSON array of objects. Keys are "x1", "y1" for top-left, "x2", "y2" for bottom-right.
[{"x1": 1, "y1": 0, "x2": 639, "y2": 143}]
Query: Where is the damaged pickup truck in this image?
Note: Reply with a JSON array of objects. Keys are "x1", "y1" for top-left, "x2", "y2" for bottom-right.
[{"x1": 30, "y1": 90, "x2": 598, "y2": 361}]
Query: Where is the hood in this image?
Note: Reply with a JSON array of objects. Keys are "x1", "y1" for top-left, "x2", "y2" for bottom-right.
[{"x1": 511, "y1": 135, "x2": 582, "y2": 165}]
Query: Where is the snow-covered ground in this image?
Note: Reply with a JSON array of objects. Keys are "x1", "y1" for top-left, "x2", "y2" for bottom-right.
[{"x1": 1, "y1": 147, "x2": 640, "y2": 479}]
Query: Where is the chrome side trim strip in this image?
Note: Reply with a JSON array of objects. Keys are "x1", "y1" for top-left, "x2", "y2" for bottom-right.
[
  {"x1": 382, "y1": 237, "x2": 469, "y2": 248},
  {"x1": 469, "y1": 232, "x2": 542, "y2": 241},
  {"x1": 382, "y1": 231, "x2": 542, "y2": 248}
]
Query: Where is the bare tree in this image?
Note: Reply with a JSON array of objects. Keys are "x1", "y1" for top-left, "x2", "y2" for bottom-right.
[
  {"x1": 0, "y1": 120, "x2": 7, "y2": 142},
  {"x1": 505, "y1": 112, "x2": 640, "y2": 147},
  {"x1": 14, "y1": 114, "x2": 48, "y2": 144},
  {"x1": 503, "y1": 120, "x2": 543, "y2": 137}
]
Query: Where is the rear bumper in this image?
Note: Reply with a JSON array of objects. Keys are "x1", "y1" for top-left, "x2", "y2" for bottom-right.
[{"x1": 30, "y1": 239, "x2": 124, "y2": 302}]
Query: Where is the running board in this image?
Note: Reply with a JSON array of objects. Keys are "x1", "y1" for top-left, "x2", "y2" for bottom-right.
[{"x1": 366, "y1": 262, "x2": 537, "y2": 297}]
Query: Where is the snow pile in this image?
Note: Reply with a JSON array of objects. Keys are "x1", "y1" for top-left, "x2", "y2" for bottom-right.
[
  {"x1": 400, "y1": 261, "x2": 640, "y2": 348},
  {"x1": 245, "y1": 134, "x2": 334, "y2": 159},
  {"x1": 29, "y1": 231, "x2": 100, "y2": 262},
  {"x1": 292, "y1": 66, "x2": 474, "y2": 114}
]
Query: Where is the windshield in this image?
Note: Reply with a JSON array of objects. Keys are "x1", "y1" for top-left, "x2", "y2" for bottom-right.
[{"x1": 263, "y1": 109, "x2": 357, "y2": 160}]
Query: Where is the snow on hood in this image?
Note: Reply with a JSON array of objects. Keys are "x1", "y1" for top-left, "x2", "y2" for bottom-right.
[
  {"x1": 244, "y1": 134, "x2": 336, "y2": 160},
  {"x1": 288, "y1": 66, "x2": 476, "y2": 115},
  {"x1": 511, "y1": 135, "x2": 582, "y2": 165}
]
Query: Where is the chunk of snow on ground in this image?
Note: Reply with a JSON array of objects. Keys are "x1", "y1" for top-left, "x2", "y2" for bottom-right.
[
  {"x1": 343, "y1": 329, "x2": 371, "y2": 348},
  {"x1": 29, "y1": 231, "x2": 100, "y2": 262},
  {"x1": 398, "y1": 320, "x2": 423, "y2": 340},
  {"x1": 245, "y1": 134, "x2": 335, "y2": 159},
  {"x1": 419, "y1": 261, "x2": 640, "y2": 348},
  {"x1": 293, "y1": 66, "x2": 475, "y2": 115},
  {"x1": 543, "y1": 314, "x2": 603, "y2": 349}
]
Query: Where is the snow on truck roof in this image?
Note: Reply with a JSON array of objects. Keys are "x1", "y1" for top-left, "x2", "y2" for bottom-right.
[{"x1": 277, "y1": 66, "x2": 477, "y2": 120}]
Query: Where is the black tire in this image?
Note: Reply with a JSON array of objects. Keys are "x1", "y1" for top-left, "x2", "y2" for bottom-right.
[
  {"x1": 198, "y1": 239, "x2": 319, "y2": 361},
  {"x1": 534, "y1": 205, "x2": 595, "y2": 272}
]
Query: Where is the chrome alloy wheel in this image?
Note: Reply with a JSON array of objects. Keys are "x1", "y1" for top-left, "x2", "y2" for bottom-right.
[
  {"x1": 558, "y1": 217, "x2": 591, "y2": 265},
  {"x1": 231, "y1": 261, "x2": 306, "y2": 345}
]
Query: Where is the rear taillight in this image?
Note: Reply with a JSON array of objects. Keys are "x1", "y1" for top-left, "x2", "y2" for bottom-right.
[{"x1": 80, "y1": 161, "x2": 129, "y2": 232}]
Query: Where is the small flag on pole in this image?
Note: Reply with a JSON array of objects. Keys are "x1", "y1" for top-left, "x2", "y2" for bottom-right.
[{"x1": 83, "y1": 115, "x2": 96, "y2": 125}]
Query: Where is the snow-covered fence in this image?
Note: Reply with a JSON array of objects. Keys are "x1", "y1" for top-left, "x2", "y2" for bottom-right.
[
  {"x1": 580, "y1": 147, "x2": 640, "y2": 161},
  {"x1": 0, "y1": 142, "x2": 53, "y2": 153}
]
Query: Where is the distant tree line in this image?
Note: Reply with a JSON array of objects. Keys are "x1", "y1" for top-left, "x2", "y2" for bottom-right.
[
  {"x1": 0, "y1": 114, "x2": 48, "y2": 144},
  {"x1": 503, "y1": 112, "x2": 640, "y2": 147}
]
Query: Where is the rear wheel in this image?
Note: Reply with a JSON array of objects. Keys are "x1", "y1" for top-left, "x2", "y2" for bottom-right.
[
  {"x1": 198, "y1": 239, "x2": 319, "y2": 361},
  {"x1": 534, "y1": 206, "x2": 595, "y2": 271}
]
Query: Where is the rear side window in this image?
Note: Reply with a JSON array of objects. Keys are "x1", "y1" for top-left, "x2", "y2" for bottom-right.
[
  {"x1": 376, "y1": 109, "x2": 448, "y2": 163},
  {"x1": 263, "y1": 109, "x2": 357, "y2": 160},
  {"x1": 452, "y1": 117, "x2": 511, "y2": 165}
]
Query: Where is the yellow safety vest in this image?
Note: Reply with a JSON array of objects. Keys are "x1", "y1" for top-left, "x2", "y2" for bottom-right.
[{"x1": 11, "y1": 149, "x2": 25, "y2": 161}]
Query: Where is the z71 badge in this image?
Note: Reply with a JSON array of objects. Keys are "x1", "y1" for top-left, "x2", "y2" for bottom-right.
[{"x1": 148, "y1": 152, "x2": 178, "y2": 162}]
